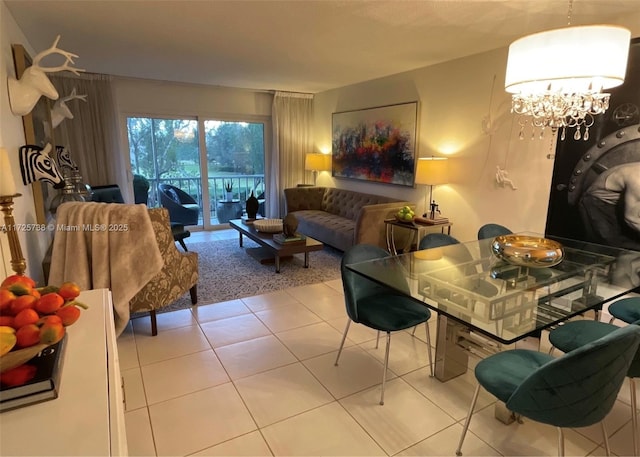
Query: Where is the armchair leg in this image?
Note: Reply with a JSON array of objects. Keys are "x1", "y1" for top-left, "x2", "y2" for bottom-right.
[
  {"x1": 557, "y1": 427, "x2": 565, "y2": 457},
  {"x1": 601, "y1": 421, "x2": 611, "y2": 456},
  {"x1": 150, "y1": 309, "x2": 158, "y2": 336},
  {"x1": 380, "y1": 331, "x2": 391, "y2": 405},
  {"x1": 190, "y1": 285, "x2": 198, "y2": 304},
  {"x1": 456, "y1": 383, "x2": 481, "y2": 456},
  {"x1": 335, "y1": 320, "x2": 351, "y2": 366}
]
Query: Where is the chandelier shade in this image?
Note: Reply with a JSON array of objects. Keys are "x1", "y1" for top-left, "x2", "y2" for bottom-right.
[
  {"x1": 505, "y1": 25, "x2": 631, "y2": 140},
  {"x1": 506, "y1": 25, "x2": 630, "y2": 94}
]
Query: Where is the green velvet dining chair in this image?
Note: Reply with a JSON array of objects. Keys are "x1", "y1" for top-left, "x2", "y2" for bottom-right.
[
  {"x1": 336, "y1": 244, "x2": 434, "y2": 405},
  {"x1": 477, "y1": 223, "x2": 513, "y2": 240},
  {"x1": 548, "y1": 318, "x2": 640, "y2": 456},
  {"x1": 477, "y1": 223, "x2": 513, "y2": 258},
  {"x1": 456, "y1": 324, "x2": 640, "y2": 457},
  {"x1": 608, "y1": 296, "x2": 640, "y2": 324}
]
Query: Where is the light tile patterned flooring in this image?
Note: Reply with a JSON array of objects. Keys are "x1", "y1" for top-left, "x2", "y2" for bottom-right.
[{"x1": 119, "y1": 230, "x2": 638, "y2": 456}]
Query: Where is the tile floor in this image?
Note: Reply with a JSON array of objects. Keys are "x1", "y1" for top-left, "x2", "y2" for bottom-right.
[{"x1": 119, "y1": 230, "x2": 638, "y2": 456}]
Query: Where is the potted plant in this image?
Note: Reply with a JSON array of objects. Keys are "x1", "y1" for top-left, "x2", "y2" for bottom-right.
[{"x1": 224, "y1": 180, "x2": 233, "y2": 201}]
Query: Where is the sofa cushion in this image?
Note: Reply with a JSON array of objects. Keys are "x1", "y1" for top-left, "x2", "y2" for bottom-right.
[
  {"x1": 294, "y1": 210, "x2": 354, "y2": 252},
  {"x1": 323, "y1": 188, "x2": 401, "y2": 220}
]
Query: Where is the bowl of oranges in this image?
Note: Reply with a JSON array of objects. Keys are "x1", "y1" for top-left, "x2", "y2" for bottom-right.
[{"x1": 0, "y1": 274, "x2": 86, "y2": 377}]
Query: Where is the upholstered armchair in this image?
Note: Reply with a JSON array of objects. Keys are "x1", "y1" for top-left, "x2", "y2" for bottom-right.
[
  {"x1": 130, "y1": 207, "x2": 198, "y2": 335},
  {"x1": 158, "y1": 183, "x2": 199, "y2": 226}
]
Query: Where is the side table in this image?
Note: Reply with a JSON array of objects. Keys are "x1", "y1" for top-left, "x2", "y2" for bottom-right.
[
  {"x1": 384, "y1": 218, "x2": 453, "y2": 255},
  {"x1": 216, "y1": 199, "x2": 243, "y2": 223}
]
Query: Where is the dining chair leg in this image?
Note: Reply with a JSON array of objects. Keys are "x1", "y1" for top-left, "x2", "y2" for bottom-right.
[
  {"x1": 376, "y1": 330, "x2": 380, "y2": 349},
  {"x1": 601, "y1": 421, "x2": 611, "y2": 456},
  {"x1": 334, "y1": 320, "x2": 351, "y2": 366},
  {"x1": 425, "y1": 321, "x2": 434, "y2": 377},
  {"x1": 456, "y1": 383, "x2": 481, "y2": 456},
  {"x1": 630, "y1": 377, "x2": 638, "y2": 456},
  {"x1": 380, "y1": 331, "x2": 391, "y2": 406},
  {"x1": 557, "y1": 427, "x2": 565, "y2": 457},
  {"x1": 412, "y1": 325, "x2": 417, "y2": 336}
]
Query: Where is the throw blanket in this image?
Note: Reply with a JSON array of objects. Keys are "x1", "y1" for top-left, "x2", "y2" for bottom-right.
[{"x1": 48, "y1": 202, "x2": 164, "y2": 335}]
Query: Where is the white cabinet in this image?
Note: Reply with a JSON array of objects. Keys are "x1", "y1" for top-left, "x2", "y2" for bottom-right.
[{"x1": 0, "y1": 289, "x2": 127, "y2": 456}]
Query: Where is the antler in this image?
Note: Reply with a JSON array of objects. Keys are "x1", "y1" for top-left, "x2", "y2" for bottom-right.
[
  {"x1": 58, "y1": 88, "x2": 88, "y2": 104},
  {"x1": 31, "y1": 35, "x2": 85, "y2": 75}
]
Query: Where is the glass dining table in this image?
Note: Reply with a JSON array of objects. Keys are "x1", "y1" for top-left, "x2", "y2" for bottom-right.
[{"x1": 345, "y1": 234, "x2": 640, "y2": 384}]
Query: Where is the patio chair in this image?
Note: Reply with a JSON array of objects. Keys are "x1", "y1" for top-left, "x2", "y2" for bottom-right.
[{"x1": 158, "y1": 183, "x2": 199, "y2": 226}]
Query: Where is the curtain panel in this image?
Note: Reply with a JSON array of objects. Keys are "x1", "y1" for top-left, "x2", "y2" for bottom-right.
[
  {"x1": 49, "y1": 73, "x2": 127, "y2": 199},
  {"x1": 268, "y1": 91, "x2": 314, "y2": 217}
]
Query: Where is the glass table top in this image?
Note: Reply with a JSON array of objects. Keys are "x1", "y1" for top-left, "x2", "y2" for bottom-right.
[{"x1": 346, "y1": 234, "x2": 640, "y2": 344}]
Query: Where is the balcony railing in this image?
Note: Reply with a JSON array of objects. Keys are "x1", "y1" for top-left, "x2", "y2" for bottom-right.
[{"x1": 146, "y1": 174, "x2": 265, "y2": 225}]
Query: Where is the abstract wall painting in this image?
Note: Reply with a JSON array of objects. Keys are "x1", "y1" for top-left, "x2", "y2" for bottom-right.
[{"x1": 332, "y1": 102, "x2": 418, "y2": 187}]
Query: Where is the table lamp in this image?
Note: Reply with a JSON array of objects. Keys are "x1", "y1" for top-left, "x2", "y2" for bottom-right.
[
  {"x1": 305, "y1": 153, "x2": 331, "y2": 186},
  {"x1": 0, "y1": 147, "x2": 26, "y2": 275},
  {"x1": 414, "y1": 157, "x2": 449, "y2": 221}
]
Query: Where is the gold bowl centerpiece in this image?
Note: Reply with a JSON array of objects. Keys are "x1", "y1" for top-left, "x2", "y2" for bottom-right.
[{"x1": 491, "y1": 234, "x2": 564, "y2": 268}]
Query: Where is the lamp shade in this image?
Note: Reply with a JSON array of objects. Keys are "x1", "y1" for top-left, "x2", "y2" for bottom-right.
[
  {"x1": 305, "y1": 153, "x2": 331, "y2": 171},
  {"x1": 415, "y1": 157, "x2": 448, "y2": 186},
  {"x1": 0, "y1": 147, "x2": 17, "y2": 196},
  {"x1": 505, "y1": 25, "x2": 630, "y2": 94}
]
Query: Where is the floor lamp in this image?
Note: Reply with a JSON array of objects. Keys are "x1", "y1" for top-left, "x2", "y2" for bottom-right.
[
  {"x1": 304, "y1": 153, "x2": 331, "y2": 186},
  {"x1": 414, "y1": 157, "x2": 449, "y2": 221}
]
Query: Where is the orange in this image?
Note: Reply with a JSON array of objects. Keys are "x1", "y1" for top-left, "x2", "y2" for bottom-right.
[
  {"x1": 15, "y1": 324, "x2": 40, "y2": 348},
  {"x1": 57, "y1": 282, "x2": 80, "y2": 300},
  {"x1": 1, "y1": 274, "x2": 36, "y2": 289},
  {"x1": 0, "y1": 316, "x2": 15, "y2": 328},
  {"x1": 0, "y1": 288, "x2": 16, "y2": 313},
  {"x1": 14, "y1": 308, "x2": 39, "y2": 328},
  {"x1": 9, "y1": 295, "x2": 37, "y2": 315},
  {"x1": 35, "y1": 293, "x2": 64, "y2": 314}
]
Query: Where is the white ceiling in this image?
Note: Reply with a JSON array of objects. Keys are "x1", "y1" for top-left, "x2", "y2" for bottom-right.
[{"x1": 5, "y1": 0, "x2": 640, "y2": 94}]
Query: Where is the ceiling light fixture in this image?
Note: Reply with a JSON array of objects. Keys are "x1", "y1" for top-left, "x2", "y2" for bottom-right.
[{"x1": 505, "y1": 0, "x2": 630, "y2": 141}]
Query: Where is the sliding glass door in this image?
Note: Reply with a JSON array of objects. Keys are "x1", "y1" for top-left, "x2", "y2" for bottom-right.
[
  {"x1": 126, "y1": 116, "x2": 266, "y2": 228},
  {"x1": 203, "y1": 120, "x2": 265, "y2": 225}
]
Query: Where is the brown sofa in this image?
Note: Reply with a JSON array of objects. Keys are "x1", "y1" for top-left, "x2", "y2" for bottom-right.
[{"x1": 284, "y1": 186, "x2": 413, "y2": 251}]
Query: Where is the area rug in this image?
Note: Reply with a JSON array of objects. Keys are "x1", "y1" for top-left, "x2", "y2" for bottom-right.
[{"x1": 159, "y1": 238, "x2": 343, "y2": 313}]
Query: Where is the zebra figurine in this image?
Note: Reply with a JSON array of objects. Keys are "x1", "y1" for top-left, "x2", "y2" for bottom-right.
[
  {"x1": 19, "y1": 144, "x2": 65, "y2": 188},
  {"x1": 55, "y1": 145, "x2": 78, "y2": 174}
]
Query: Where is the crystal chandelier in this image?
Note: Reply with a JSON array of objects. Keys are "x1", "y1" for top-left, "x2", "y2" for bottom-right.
[{"x1": 505, "y1": 24, "x2": 630, "y2": 141}]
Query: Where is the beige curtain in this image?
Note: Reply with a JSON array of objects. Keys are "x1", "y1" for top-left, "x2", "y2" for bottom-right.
[
  {"x1": 267, "y1": 91, "x2": 313, "y2": 217},
  {"x1": 49, "y1": 73, "x2": 127, "y2": 197}
]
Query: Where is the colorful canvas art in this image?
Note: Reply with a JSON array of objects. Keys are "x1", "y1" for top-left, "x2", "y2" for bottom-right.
[{"x1": 332, "y1": 102, "x2": 418, "y2": 186}]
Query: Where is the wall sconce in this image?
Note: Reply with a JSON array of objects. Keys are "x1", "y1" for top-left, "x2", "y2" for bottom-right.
[
  {"x1": 305, "y1": 153, "x2": 332, "y2": 186},
  {"x1": 8, "y1": 35, "x2": 84, "y2": 116},
  {"x1": 0, "y1": 148, "x2": 26, "y2": 275},
  {"x1": 414, "y1": 157, "x2": 449, "y2": 220}
]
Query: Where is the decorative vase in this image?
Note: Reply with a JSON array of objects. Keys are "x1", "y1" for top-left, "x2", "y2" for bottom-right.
[
  {"x1": 283, "y1": 213, "x2": 298, "y2": 237},
  {"x1": 226, "y1": 191, "x2": 233, "y2": 201},
  {"x1": 246, "y1": 190, "x2": 259, "y2": 219}
]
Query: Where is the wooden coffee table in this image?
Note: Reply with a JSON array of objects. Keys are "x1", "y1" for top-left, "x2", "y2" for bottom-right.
[{"x1": 229, "y1": 219, "x2": 324, "y2": 273}]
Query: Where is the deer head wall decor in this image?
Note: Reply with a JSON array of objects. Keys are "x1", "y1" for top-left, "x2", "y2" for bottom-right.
[
  {"x1": 8, "y1": 35, "x2": 84, "y2": 116},
  {"x1": 50, "y1": 88, "x2": 87, "y2": 128}
]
